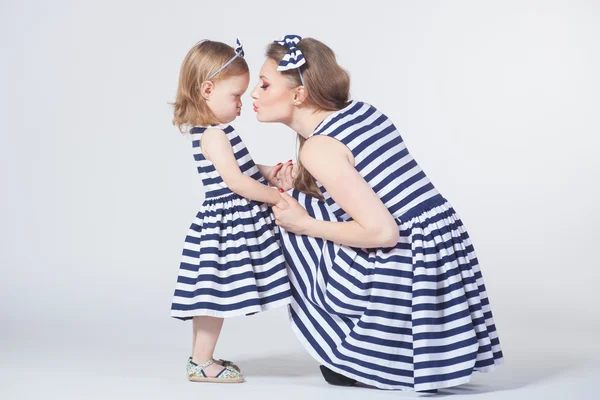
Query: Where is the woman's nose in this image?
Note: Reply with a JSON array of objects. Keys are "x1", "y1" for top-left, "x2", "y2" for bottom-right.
[{"x1": 251, "y1": 89, "x2": 258, "y2": 99}]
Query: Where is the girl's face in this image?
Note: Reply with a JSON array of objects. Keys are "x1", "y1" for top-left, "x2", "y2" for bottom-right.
[
  {"x1": 251, "y1": 59, "x2": 296, "y2": 124},
  {"x1": 207, "y1": 73, "x2": 249, "y2": 124}
]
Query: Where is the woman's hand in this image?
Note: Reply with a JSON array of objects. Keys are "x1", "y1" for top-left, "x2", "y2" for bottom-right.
[{"x1": 273, "y1": 190, "x2": 312, "y2": 234}]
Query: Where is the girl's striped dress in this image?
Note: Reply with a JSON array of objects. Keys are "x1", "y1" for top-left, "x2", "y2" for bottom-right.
[
  {"x1": 171, "y1": 124, "x2": 292, "y2": 319},
  {"x1": 281, "y1": 101, "x2": 503, "y2": 391}
]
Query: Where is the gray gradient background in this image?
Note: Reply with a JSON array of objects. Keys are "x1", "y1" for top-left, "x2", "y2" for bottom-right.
[{"x1": 1, "y1": 1, "x2": 599, "y2": 399}]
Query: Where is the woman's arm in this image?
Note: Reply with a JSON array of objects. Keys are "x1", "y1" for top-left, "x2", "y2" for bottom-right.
[
  {"x1": 201, "y1": 128, "x2": 284, "y2": 205},
  {"x1": 275, "y1": 135, "x2": 399, "y2": 248}
]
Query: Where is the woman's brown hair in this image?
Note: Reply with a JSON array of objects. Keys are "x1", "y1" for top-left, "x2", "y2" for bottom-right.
[{"x1": 266, "y1": 38, "x2": 350, "y2": 200}]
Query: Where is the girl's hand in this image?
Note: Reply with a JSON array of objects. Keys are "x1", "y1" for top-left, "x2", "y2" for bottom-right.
[
  {"x1": 276, "y1": 160, "x2": 297, "y2": 191},
  {"x1": 260, "y1": 163, "x2": 284, "y2": 187},
  {"x1": 273, "y1": 190, "x2": 312, "y2": 234}
]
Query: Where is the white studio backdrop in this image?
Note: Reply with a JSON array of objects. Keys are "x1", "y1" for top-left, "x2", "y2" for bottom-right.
[{"x1": 1, "y1": 1, "x2": 599, "y2": 396}]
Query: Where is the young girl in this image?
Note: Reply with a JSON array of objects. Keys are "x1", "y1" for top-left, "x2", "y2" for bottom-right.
[{"x1": 170, "y1": 39, "x2": 292, "y2": 383}]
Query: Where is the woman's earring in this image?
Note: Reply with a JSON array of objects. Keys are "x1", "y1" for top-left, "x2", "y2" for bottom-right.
[{"x1": 293, "y1": 101, "x2": 299, "y2": 105}]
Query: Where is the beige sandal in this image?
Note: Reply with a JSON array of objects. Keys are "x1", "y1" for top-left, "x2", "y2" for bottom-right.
[
  {"x1": 215, "y1": 358, "x2": 241, "y2": 372},
  {"x1": 186, "y1": 358, "x2": 245, "y2": 383},
  {"x1": 187, "y1": 356, "x2": 241, "y2": 372}
]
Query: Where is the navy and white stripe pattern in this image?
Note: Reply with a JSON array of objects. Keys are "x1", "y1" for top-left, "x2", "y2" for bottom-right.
[
  {"x1": 280, "y1": 101, "x2": 503, "y2": 391},
  {"x1": 274, "y1": 34, "x2": 305, "y2": 71},
  {"x1": 171, "y1": 124, "x2": 292, "y2": 319},
  {"x1": 233, "y1": 38, "x2": 244, "y2": 57}
]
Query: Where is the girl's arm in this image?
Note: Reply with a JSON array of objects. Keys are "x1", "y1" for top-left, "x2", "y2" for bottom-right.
[
  {"x1": 201, "y1": 128, "x2": 283, "y2": 205},
  {"x1": 275, "y1": 135, "x2": 399, "y2": 248}
]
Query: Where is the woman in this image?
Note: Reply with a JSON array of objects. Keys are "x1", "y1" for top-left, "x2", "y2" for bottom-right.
[{"x1": 252, "y1": 35, "x2": 503, "y2": 392}]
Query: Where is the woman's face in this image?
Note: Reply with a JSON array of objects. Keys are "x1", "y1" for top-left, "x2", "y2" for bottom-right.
[{"x1": 251, "y1": 58, "x2": 296, "y2": 124}]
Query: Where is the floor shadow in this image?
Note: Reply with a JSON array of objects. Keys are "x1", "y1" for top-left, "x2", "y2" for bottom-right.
[
  {"x1": 234, "y1": 352, "x2": 320, "y2": 377},
  {"x1": 238, "y1": 351, "x2": 594, "y2": 395},
  {"x1": 435, "y1": 354, "x2": 591, "y2": 396}
]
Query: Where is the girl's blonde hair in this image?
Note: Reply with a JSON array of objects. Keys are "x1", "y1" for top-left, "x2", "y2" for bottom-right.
[
  {"x1": 266, "y1": 38, "x2": 351, "y2": 201},
  {"x1": 172, "y1": 40, "x2": 249, "y2": 132}
]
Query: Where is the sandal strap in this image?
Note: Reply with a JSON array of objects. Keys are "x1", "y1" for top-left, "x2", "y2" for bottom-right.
[
  {"x1": 187, "y1": 358, "x2": 213, "y2": 369},
  {"x1": 197, "y1": 359, "x2": 214, "y2": 370},
  {"x1": 216, "y1": 365, "x2": 242, "y2": 379},
  {"x1": 214, "y1": 367, "x2": 229, "y2": 378}
]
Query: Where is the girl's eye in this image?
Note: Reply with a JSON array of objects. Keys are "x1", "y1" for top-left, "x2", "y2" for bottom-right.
[{"x1": 260, "y1": 83, "x2": 269, "y2": 89}]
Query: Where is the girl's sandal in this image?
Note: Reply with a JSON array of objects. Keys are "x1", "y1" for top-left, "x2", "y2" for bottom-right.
[
  {"x1": 187, "y1": 356, "x2": 241, "y2": 372},
  {"x1": 215, "y1": 358, "x2": 241, "y2": 372},
  {"x1": 186, "y1": 359, "x2": 245, "y2": 383}
]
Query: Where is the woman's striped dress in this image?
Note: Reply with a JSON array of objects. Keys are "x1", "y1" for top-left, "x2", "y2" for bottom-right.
[
  {"x1": 171, "y1": 124, "x2": 292, "y2": 320},
  {"x1": 281, "y1": 101, "x2": 503, "y2": 391}
]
